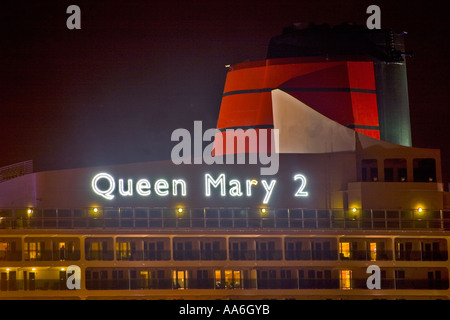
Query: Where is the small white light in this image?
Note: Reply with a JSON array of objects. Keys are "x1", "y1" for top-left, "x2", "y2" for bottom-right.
[
  {"x1": 417, "y1": 207, "x2": 423, "y2": 213},
  {"x1": 352, "y1": 208, "x2": 357, "y2": 213}
]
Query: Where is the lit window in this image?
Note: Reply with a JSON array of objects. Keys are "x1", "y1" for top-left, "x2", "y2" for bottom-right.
[
  {"x1": 0, "y1": 242, "x2": 8, "y2": 260},
  {"x1": 215, "y1": 270, "x2": 221, "y2": 288},
  {"x1": 140, "y1": 271, "x2": 149, "y2": 289},
  {"x1": 233, "y1": 271, "x2": 241, "y2": 288},
  {"x1": 58, "y1": 242, "x2": 66, "y2": 261},
  {"x1": 340, "y1": 242, "x2": 350, "y2": 259},
  {"x1": 340, "y1": 270, "x2": 352, "y2": 290},
  {"x1": 224, "y1": 270, "x2": 233, "y2": 288},
  {"x1": 89, "y1": 242, "x2": 103, "y2": 260},
  {"x1": 370, "y1": 242, "x2": 377, "y2": 261},
  {"x1": 173, "y1": 270, "x2": 187, "y2": 289},
  {"x1": 215, "y1": 270, "x2": 242, "y2": 289},
  {"x1": 26, "y1": 242, "x2": 41, "y2": 261},
  {"x1": 116, "y1": 242, "x2": 131, "y2": 260}
]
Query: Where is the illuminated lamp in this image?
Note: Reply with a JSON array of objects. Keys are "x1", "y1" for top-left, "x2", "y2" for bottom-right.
[
  {"x1": 6, "y1": 268, "x2": 10, "y2": 272},
  {"x1": 260, "y1": 208, "x2": 267, "y2": 215},
  {"x1": 352, "y1": 208, "x2": 357, "y2": 213},
  {"x1": 61, "y1": 268, "x2": 65, "y2": 271},
  {"x1": 417, "y1": 207, "x2": 423, "y2": 213},
  {"x1": 32, "y1": 268, "x2": 36, "y2": 271},
  {"x1": 177, "y1": 207, "x2": 184, "y2": 214},
  {"x1": 27, "y1": 208, "x2": 33, "y2": 215},
  {"x1": 93, "y1": 207, "x2": 99, "y2": 214}
]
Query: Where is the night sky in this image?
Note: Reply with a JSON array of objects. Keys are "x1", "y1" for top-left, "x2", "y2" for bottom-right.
[{"x1": 1, "y1": 0, "x2": 450, "y2": 182}]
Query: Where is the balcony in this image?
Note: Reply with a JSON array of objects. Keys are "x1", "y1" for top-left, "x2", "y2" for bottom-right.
[
  {"x1": 350, "y1": 278, "x2": 449, "y2": 290},
  {"x1": 285, "y1": 250, "x2": 338, "y2": 261},
  {"x1": 85, "y1": 250, "x2": 114, "y2": 261},
  {"x1": 0, "y1": 251, "x2": 22, "y2": 261},
  {"x1": 23, "y1": 250, "x2": 81, "y2": 261},
  {"x1": 116, "y1": 250, "x2": 171, "y2": 261},
  {"x1": 0, "y1": 279, "x2": 71, "y2": 291},
  {"x1": 1, "y1": 207, "x2": 449, "y2": 231},
  {"x1": 1, "y1": 276, "x2": 447, "y2": 292},
  {"x1": 339, "y1": 250, "x2": 393, "y2": 261},
  {"x1": 229, "y1": 250, "x2": 283, "y2": 261},
  {"x1": 172, "y1": 250, "x2": 227, "y2": 261},
  {"x1": 396, "y1": 250, "x2": 448, "y2": 261}
]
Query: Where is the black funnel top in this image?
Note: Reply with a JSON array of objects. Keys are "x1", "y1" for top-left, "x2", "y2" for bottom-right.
[{"x1": 267, "y1": 23, "x2": 405, "y2": 63}]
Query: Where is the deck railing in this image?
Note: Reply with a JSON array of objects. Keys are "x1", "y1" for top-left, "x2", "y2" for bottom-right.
[
  {"x1": 0, "y1": 160, "x2": 33, "y2": 183},
  {"x1": 0, "y1": 207, "x2": 449, "y2": 230}
]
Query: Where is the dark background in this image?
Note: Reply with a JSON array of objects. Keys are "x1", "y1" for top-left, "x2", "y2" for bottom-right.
[{"x1": 1, "y1": 0, "x2": 449, "y2": 182}]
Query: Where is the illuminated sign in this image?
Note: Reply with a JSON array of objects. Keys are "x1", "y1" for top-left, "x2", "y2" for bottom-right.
[{"x1": 91, "y1": 172, "x2": 309, "y2": 204}]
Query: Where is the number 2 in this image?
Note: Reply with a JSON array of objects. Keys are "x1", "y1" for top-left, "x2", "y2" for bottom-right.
[{"x1": 294, "y1": 174, "x2": 308, "y2": 197}]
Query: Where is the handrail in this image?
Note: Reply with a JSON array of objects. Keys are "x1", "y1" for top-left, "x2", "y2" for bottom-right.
[
  {"x1": 0, "y1": 160, "x2": 33, "y2": 183},
  {"x1": 0, "y1": 207, "x2": 448, "y2": 231}
]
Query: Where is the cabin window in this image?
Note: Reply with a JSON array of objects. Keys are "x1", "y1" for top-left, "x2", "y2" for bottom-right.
[{"x1": 362, "y1": 159, "x2": 378, "y2": 182}]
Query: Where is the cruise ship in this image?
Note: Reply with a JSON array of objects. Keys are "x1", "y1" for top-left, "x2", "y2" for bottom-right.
[{"x1": 1, "y1": 23, "x2": 449, "y2": 300}]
